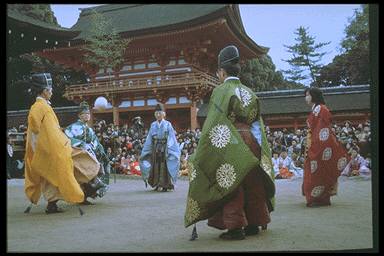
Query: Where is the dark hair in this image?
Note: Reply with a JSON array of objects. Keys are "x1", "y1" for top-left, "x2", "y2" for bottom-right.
[
  {"x1": 221, "y1": 61, "x2": 241, "y2": 77},
  {"x1": 304, "y1": 87, "x2": 326, "y2": 105},
  {"x1": 29, "y1": 86, "x2": 46, "y2": 98}
]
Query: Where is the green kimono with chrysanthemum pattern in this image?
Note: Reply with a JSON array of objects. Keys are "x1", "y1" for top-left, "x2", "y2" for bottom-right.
[{"x1": 184, "y1": 79, "x2": 275, "y2": 227}]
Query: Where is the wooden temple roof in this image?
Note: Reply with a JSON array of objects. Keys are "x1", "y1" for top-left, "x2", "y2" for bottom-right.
[
  {"x1": 71, "y1": 4, "x2": 268, "y2": 56},
  {"x1": 7, "y1": 7, "x2": 80, "y2": 56},
  {"x1": 7, "y1": 8, "x2": 79, "y2": 37}
]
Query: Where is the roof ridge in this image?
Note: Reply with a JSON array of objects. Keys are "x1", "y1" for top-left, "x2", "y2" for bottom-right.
[{"x1": 80, "y1": 4, "x2": 147, "y2": 16}]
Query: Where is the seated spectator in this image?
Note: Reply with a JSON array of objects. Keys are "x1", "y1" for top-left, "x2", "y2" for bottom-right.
[
  {"x1": 120, "y1": 156, "x2": 131, "y2": 175},
  {"x1": 129, "y1": 155, "x2": 141, "y2": 176},
  {"x1": 339, "y1": 131, "x2": 349, "y2": 145},
  {"x1": 178, "y1": 138, "x2": 185, "y2": 151},
  {"x1": 182, "y1": 148, "x2": 189, "y2": 160},
  {"x1": 275, "y1": 148, "x2": 294, "y2": 179},
  {"x1": 178, "y1": 155, "x2": 189, "y2": 177},
  {"x1": 271, "y1": 151, "x2": 280, "y2": 177},
  {"x1": 287, "y1": 140, "x2": 300, "y2": 158},
  {"x1": 289, "y1": 153, "x2": 304, "y2": 178},
  {"x1": 341, "y1": 146, "x2": 371, "y2": 177}
]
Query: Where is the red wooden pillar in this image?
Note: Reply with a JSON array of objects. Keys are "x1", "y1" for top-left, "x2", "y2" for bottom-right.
[
  {"x1": 85, "y1": 98, "x2": 94, "y2": 127},
  {"x1": 190, "y1": 101, "x2": 198, "y2": 131},
  {"x1": 112, "y1": 97, "x2": 121, "y2": 126},
  {"x1": 293, "y1": 117, "x2": 298, "y2": 131}
]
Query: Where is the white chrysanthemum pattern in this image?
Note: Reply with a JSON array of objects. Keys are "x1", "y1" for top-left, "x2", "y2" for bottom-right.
[
  {"x1": 185, "y1": 197, "x2": 200, "y2": 224},
  {"x1": 313, "y1": 105, "x2": 321, "y2": 116},
  {"x1": 235, "y1": 87, "x2": 252, "y2": 107},
  {"x1": 209, "y1": 124, "x2": 231, "y2": 148},
  {"x1": 216, "y1": 163, "x2": 236, "y2": 189},
  {"x1": 322, "y1": 147, "x2": 332, "y2": 161},
  {"x1": 311, "y1": 186, "x2": 325, "y2": 198},
  {"x1": 337, "y1": 157, "x2": 348, "y2": 170},
  {"x1": 188, "y1": 162, "x2": 197, "y2": 182},
  {"x1": 71, "y1": 125, "x2": 83, "y2": 136},
  {"x1": 310, "y1": 160, "x2": 318, "y2": 173},
  {"x1": 261, "y1": 155, "x2": 273, "y2": 176},
  {"x1": 319, "y1": 128, "x2": 329, "y2": 141}
]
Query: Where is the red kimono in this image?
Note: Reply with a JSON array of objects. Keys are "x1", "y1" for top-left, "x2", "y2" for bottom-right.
[
  {"x1": 303, "y1": 104, "x2": 349, "y2": 206},
  {"x1": 130, "y1": 161, "x2": 142, "y2": 176}
]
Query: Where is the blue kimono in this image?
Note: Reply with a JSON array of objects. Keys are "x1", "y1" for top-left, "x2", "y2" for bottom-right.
[
  {"x1": 140, "y1": 119, "x2": 181, "y2": 189},
  {"x1": 65, "y1": 120, "x2": 110, "y2": 196}
]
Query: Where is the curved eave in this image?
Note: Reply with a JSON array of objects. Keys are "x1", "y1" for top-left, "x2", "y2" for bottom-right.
[
  {"x1": 225, "y1": 5, "x2": 269, "y2": 56},
  {"x1": 69, "y1": 4, "x2": 267, "y2": 58},
  {"x1": 7, "y1": 12, "x2": 80, "y2": 39},
  {"x1": 70, "y1": 6, "x2": 229, "y2": 43}
]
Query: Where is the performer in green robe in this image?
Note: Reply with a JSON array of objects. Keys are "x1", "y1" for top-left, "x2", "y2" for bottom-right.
[
  {"x1": 184, "y1": 45, "x2": 275, "y2": 240},
  {"x1": 65, "y1": 102, "x2": 109, "y2": 204}
]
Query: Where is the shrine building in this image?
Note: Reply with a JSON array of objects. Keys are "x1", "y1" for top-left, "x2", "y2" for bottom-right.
[{"x1": 34, "y1": 4, "x2": 268, "y2": 131}]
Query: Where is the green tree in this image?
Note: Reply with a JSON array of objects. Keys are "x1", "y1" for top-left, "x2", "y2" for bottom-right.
[
  {"x1": 83, "y1": 10, "x2": 130, "y2": 78},
  {"x1": 282, "y1": 26, "x2": 330, "y2": 85},
  {"x1": 341, "y1": 5, "x2": 369, "y2": 52},
  {"x1": 315, "y1": 5, "x2": 369, "y2": 86},
  {"x1": 240, "y1": 54, "x2": 305, "y2": 91}
]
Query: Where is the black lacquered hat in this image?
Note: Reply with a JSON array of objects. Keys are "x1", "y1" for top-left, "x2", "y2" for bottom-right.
[{"x1": 218, "y1": 45, "x2": 240, "y2": 68}]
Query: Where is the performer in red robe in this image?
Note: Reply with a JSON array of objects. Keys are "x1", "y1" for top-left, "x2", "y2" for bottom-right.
[{"x1": 302, "y1": 87, "x2": 349, "y2": 207}]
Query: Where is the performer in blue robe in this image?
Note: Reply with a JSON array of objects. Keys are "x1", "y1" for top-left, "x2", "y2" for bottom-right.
[
  {"x1": 140, "y1": 103, "x2": 181, "y2": 191},
  {"x1": 64, "y1": 102, "x2": 109, "y2": 204}
]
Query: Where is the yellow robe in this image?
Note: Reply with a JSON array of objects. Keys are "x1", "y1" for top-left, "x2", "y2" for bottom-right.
[{"x1": 24, "y1": 98, "x2": 84, "y2": 204}]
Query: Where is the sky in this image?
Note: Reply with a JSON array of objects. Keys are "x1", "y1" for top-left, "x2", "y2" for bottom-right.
[{"x1": 51, "y1": 4, "x2": 362, "y2": 79}]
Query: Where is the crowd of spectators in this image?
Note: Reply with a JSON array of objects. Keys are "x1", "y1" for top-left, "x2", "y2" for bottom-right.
[
  {"x1": 7, "y1": 119, "x2": 371, "y2": 179},
  {"x1": 266, "y1": 120, "x2": 371, "y2": 179}
]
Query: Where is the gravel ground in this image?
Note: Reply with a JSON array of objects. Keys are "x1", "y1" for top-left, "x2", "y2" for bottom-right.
[{"x1": 7, "y1": 175, "x2": 373, "y2": 252}]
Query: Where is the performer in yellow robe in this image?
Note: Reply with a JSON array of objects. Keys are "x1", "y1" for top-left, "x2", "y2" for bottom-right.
[{"x1": 24, "y1": 73, "x2": 84, "y2": 214}]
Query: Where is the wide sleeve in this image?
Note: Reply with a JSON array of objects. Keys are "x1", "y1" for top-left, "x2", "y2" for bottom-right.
[
  {"x1": 28, "y1": 104, "x2": 47, "y2": 135},
  {"x1": 140, "y1": 123, "x2": 154, "y2": 159},
  {"x1": 64, "y1": 124, "x2": 85, "y2": 148},
  {"x1": 166, "y1": 121, "x2": 181, "y2": 159}
]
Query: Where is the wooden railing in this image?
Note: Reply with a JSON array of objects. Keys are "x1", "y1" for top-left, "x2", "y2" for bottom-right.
[{"x1": 64, "y1": 72, "x2": 219, "y2": 98}]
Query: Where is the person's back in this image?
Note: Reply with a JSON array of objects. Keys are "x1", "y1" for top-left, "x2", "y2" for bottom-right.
[{"x1": 184, "y1": 45, "x2": 275, "y2": 240}]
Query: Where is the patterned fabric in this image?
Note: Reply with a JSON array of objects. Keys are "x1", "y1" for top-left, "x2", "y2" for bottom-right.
[
  {"x1": 303, "y1": 104, "x2": 349, "y2": 205},
  {"x1": 184, "y1": 79, "x2": 275, "y2": 228},
  {"x1": 65, "y1": 120, "x2": 110, "y2": 186}
]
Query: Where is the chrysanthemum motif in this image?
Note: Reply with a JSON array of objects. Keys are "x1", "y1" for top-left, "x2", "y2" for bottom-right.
[
  {"x1": 216, "y1": 163, "x2": 236, "y2": 189},
  {"x1": 337, "y1": 157, "x2": 348, "y2": 170},
  {"x1": 311, "y1": 186, "x2": 325, "y2": 198},
  {"x1": 188, "y1": 162, "x2": 197, "y2": 182},
  {"x1": 209, "y1": 124, "x2": 231, "y2": 148},
  {"x1": 185, "y1": 197, "x2": 200, "y2": 224},
  {"x1": 235, "y1": 87, "x2": 252, "y2": 107},
  {"x1": 322, "y1": 147, "x2": 332, "y2": 161},
  {"x1": 313, "y1": 105, "x2": 321, "y2": 116},
  {"x1": 70, "y1": 125, "x2": 83, "y2": 136},
  {"x1": 310, "y1": 160, "x2": 318, "y2": 173},
  {"x1": 261, "y1": 154, "x2": 273, "y2": 176},
  {"x1": 319, "y1": 128, "x2": 329, "y2": 141}
]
